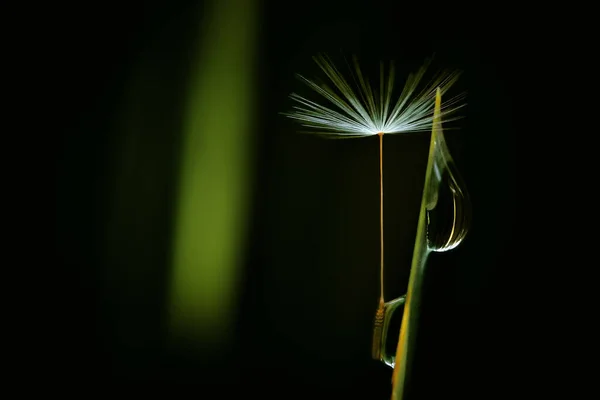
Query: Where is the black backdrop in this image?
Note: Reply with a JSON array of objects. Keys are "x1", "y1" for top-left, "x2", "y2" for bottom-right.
[{"x1": 55, "y1": 0, "x2": 517, "y2": 398}]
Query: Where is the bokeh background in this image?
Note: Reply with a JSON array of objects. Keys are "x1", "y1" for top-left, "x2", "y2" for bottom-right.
[{"x1": 55, "y1": 0, "x2": 516, "y2": 398}]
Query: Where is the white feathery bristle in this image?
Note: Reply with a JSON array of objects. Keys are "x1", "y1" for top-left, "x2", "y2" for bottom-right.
[{"x1": 283, "y1": 54, "x2": 465, "y2": 137}]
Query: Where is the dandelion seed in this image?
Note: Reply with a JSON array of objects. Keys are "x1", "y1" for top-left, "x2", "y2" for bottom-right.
[{"x1": 284, "y1": 55, "x2": 469, "y2": 400}]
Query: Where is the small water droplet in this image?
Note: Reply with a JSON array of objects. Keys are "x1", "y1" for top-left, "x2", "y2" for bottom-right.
[{"x1": 372, "y1": 295, "x2": 405, "y2": 368}]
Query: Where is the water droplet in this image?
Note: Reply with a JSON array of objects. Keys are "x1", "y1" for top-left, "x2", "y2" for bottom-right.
[
  {"x1": 426, "y1": 154, "x2": 471, "y2": 252},
  {"x1": 372, "y1": 295, "x2": 405, "y2": 368}
]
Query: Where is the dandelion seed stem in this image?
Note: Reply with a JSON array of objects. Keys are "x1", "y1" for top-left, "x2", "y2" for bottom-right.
[{"x1": 378, "y1": 132, "x2": 384, "y2": 304}]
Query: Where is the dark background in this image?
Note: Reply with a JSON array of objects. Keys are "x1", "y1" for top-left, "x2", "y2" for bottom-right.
[{"x1": 55, "y1": 0, "x2": 517, "y2": 398}]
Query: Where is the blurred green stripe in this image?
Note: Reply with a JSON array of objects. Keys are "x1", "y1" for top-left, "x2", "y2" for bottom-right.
[{"x1": 169, "y1": 0, "x2": 257, "y2": 347}]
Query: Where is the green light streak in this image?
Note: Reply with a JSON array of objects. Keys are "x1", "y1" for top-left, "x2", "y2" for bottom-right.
[{"x1": 169, "y1": 0, "x2": 257, "y2": 346}]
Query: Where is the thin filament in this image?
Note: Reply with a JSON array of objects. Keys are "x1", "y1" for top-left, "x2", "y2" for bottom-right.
[{"x1": 379, "y1": 132, "x2": 384, "y2": 303}]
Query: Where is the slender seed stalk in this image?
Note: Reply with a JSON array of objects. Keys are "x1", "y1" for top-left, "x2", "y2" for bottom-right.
[
  {"x1": 372, "y1": 132, "x2": 385, "y2": 361},
  {"x1": 378, "y1": 132, "x2": 385, "y2": 305}
]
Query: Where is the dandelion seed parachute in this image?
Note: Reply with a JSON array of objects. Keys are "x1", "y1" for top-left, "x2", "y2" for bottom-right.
[{"x1": 282, "y1": 54, "x2": 465, "y2": 137}]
